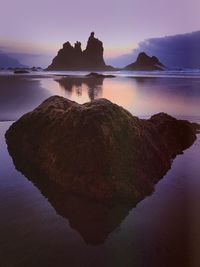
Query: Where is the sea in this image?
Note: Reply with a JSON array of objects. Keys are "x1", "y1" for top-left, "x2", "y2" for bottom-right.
[{"x1": 0, "y1": 69, "x2": 200, "y2": 267}]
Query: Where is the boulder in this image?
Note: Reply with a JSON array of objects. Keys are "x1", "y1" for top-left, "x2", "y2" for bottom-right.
[
  {"x1": 86, "y1": 72, "x2": 115, "y2": 78},
  {"x1": 125, "y1": 52, "x2": 165, "y2": 71},
  {"x1": 6, "y1": 96, "x2": 197, "y2": 204},
  {"x1": 14, "y1": 69, "x2": 29, "y2": 74}
]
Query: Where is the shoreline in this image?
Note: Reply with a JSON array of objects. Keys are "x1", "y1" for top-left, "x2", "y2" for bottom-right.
[
  {"x1": 1, "y1": 69, "x2": 200, "y2": 79},
  {"x1": 0, "y1": 73, "x2": 200, "y2": 122}
]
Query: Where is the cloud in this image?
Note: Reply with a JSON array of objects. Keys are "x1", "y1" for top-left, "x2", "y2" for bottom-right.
[{"x1": 106, "y1": 31, "x2": 200, "y2": 69}]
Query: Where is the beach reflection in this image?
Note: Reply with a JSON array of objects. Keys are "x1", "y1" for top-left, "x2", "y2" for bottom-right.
[
  {"x1": 1, "y1": 74, "x2": 200, "y2": 121},
  {"x1": 1, "y1": 73, "x2": 200, "y2": 266},
  {"x1": 55, "y1": 76, "x2": 103, "y2": 101},
  {"x1": 54, "y1": 76, "x2": 200, "y2": 118},
  {"x1": 0, "y1": 76, "x2": 50, "y2": 121}
]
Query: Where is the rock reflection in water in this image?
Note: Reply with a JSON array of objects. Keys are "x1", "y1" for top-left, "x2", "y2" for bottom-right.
[
  {"x1": 5, "y1": 157, "x2": 132, "y2": 245},
  {"x1": 55, "y1": 77, "x2": 103, "y2": 101}
]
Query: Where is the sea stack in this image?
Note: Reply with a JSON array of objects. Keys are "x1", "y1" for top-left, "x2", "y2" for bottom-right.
[
  {"x1": 5, "y1": 96, "x2": 198, "y2": 205},
  {"x1": 125, "y1": 52, "x2": 165, "y2": 71},
  {"x1": 47, "y1": 32, "x2": 113, "y2": 71}
]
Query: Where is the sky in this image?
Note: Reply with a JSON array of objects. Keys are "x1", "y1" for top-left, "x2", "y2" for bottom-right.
[{"x1": 0, "y1": 0, "x2": 200, "y2": 67}]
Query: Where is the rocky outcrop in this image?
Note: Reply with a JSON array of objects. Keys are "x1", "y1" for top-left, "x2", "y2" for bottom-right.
[
  {"x1": 14, "y1": 69, "x2": 29, "y2": 74},
  {"x1": 125, "y1": 52, "x2": 165, "y2": 71},
  {"x1": 47, "y1": 32, "x2": 113, "y2": 71},
  {"x1": 86, "y1": 72, "x2": 115, "y2": 78},
  {"x1": 6, "y1": 96, "x2": 197, "y2": 204}
]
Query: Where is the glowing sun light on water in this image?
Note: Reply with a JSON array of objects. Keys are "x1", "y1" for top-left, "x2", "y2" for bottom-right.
[
  {"x1": 40, "y1": 76, "x2": 200, "y2": 118},
  {"x1": 101, "y1": 79, "x2": 136, "y2": 108}
]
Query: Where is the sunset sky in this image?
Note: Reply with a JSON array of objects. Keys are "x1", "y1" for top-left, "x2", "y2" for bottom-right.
[{"x1": 0, "y1": 0, "x2": 199, "y2": 67}]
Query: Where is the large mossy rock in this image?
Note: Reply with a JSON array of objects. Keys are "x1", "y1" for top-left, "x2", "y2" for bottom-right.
[{"x1": 5, "y1": 96, "x2": 197, "y2": 204}]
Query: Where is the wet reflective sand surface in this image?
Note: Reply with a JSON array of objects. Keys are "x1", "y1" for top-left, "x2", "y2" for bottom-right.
[{"x1": 0, "y1": 72, "x2": 200, "y2": 266}]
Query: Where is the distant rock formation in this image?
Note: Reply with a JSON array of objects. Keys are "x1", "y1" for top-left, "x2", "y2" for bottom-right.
[
  {"x1": 6, "y1": 96, "x2": 198, "y2": 205},
  {"x1": 125, "y1": 52, "x2": 165, "y2": 71},
  {"x1": 47, "y1": 32, "x2": 113, "y2": 71}
]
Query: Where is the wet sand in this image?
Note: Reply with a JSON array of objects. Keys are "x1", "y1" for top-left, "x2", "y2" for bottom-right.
[
  {"x1": 1, "y1": 73, "x2": 200, "y2": 121},
  {"x1": 0, "y1": 121, "x2": 200, "y2": 267},
  {"x1": 0, "y1": 72, "x2": 200, "y2": 266}
]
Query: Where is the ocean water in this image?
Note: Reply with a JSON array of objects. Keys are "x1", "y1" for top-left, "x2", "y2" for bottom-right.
[
  {"x1": 0, "y1": 71, "x2": 200, "y2": 266},
  {"x1": 0, "y1": 70, "x2": 200, "y2": 120}
]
